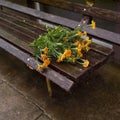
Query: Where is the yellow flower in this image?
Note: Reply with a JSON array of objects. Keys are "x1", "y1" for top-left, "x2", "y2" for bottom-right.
[
  {"x1": 64, "y1": 49, "x2": 72, "y2": 58},
  {"x1": 37, "y1": 65, "x2": 43, "y2": 71},
  {"x1": 56, "y1": 54, "x2": 65, "y2": 62},
  {"x1": 82, "y1": 59, "x2": 89, "y2": 67},
  {"x1": 61, "y1": 54, "x2": 65, "y2": 60},
  {"x1": 63, "y1": 38, "x2": 68, "y2": 42},
  {"x1": 43, "y1": 47, "x2": 48, "y2": 54},
  {"x1": 42, "y1": 58, "x2": 51, "y2": 67},
  {"x1": 81, "y1": 41, "x2": 85, "y2": 50},
  {"x1": 76, "y1": 44, "x2": 83, "y2": 57},
  {"x1": 77, "y1": 44, "x2": 82, "y2": 53},
  {"x1": 85, "y1": 45, "x2": 90, "y2": 51},
  {"x1": 78, "y1": 30, "x2": 83, "y2": 36},
  {"x1": 72, "y1": 58, "x2": 76, "y2": 63},
  {"x1": 82, "y1": 43, "x2": 90, "y2": 52},
  {"x1": 78, "y1": 44, "x2": 82, "y2": 50},
  {"x1": 83, "y1": 31, "x2": 87, "y2": 36},
  {"x1": 81, "y1": 41, "x2": 85, "y2": 46},
  {"x1": 75, "y1": 40, "x2": 80, "y2": 46},
  {"x1": 91, "y1": 20, "x2": 96, "y2": 29},
  {"x1": 86, "y1": 0, "x2": 94, "y2": 7},
  {"x1": 37, "y1": 58, "x2": 51, "y2": 71},
  {"x1": 40, "y1": 54, "x2": 47, "y2": 61},
  {"x1": 37, "y1": 64, "x2": 42, "y2": 71},
  {"x1": 78, "y1": 51, "x2": 83, "y2": 57},
  {"x1": 56, "y1": 58, "x2": 61, "y2": 63},
  {"x1": 86, "y1": 37, "x2": 92, "y2": 44}
]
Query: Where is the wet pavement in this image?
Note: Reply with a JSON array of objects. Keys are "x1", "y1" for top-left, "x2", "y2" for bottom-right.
[
  {"x1": 0, "y1": 83, "x2": 42, "y2": 120},
  {"x1": 0, "y1": 47, "x2": 120, "y2": 120}
]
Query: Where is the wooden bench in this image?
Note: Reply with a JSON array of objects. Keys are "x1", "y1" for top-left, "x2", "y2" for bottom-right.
[
  {"x1": 0, "y1": 0, "x2": 116, "y2": 95},
  {"x1": 30, "y1": 0, "x2": 120, "y2": 62}
]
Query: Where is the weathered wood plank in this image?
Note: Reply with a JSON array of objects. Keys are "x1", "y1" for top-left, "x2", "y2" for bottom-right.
[
  {"x1": 0, "y1": 28, "x2": 34, "y2": 53},
  {"x1": 0, "y1": 22, "x2": 33, "y2": 43},
  {"x1": 85, "y1": 50, "x2": 106, "y2": 67},
  {"x1": 0, "y1": 15, "x2": 39, "y2": 37},
  {"x1": 0, "y1": 38, "x2": 74, "y2": 91},
  {"x1": 0, "y1": 17, "x2": 38, "y2": 39},
  {"x1": 0, "y1": 12, "x2": 45, "y2": 35},
  {"x1": 91, "y1": 43, "x2": 113, "y2": 56},
  {"x1": 31, "y1": 0, "x2": 120, "y2": 23},
  {"x1": 83, "y1": 27, "x2": 120, "y2": 46},
  {"x1": 51, "y1": 61, "x2": 87, "y2": 81}
]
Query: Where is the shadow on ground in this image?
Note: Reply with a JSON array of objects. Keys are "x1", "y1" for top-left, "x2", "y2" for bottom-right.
[{"x1": 0, "y1": 48, "x2": 120, "y2": 120}]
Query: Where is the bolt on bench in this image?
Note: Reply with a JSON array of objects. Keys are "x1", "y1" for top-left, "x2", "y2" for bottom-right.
[{"x1": 0, "y1": 0, "x2": 116, "y2": 96}]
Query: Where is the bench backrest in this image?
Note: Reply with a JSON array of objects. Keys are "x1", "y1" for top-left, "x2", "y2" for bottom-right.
[
  {"x1": 0, "y1": 0, "x2": 120, "y2": 46},
  {"x1": 30, "y1": 0, "x2": 120, "y2": 24},
  {"x1": 28, "y1": 0, "x2": 120, "y2": 46}
]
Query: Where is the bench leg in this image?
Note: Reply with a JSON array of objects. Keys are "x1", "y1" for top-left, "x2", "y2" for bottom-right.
[{"x1": 46, "y1": 78, "x2": 52, "y2": 97}]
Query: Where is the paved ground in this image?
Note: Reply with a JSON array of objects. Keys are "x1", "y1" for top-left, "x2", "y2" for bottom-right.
[
  {"x1": 0, "y1": 48, "x2": 120, "y2": 120},
  {"x1": 0, "y1": 48, "x2": 52, "y2": 120}
]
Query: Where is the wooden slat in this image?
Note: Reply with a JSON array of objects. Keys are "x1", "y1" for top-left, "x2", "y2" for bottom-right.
[
  {"x1": 0, "y1": 17, "x2": 38, "y2": 39},
  {"x1": 31, "y1": 0, "x2": 120, "y2": 23},
  {"x1": 85, "y1": 50, "x2": 106, "y2": 67},
  {"x1": 0, "y1": 11, "x2": 47, "y2": 33},
  {"x1": 0, "y1": 22, "x2": 33, "y2": 43},
  {"x1": 0, "y1": 12, "x2": 45, "y2": 35},
  {"x1": 0, "y1": 38, "x2": 74, "y2": 91},
  {"x1": 91, "y1": 43, "x2": 113, "y2": 56},
  {"x1": 83, "y1": 27, "x2": 120, "y2": 46},
  {"x1": 0, "y1": 28, "x2": 34, "y2": 54},
  {"x1": 51, "y1": 61, "x2": 88, "y2": 81}
]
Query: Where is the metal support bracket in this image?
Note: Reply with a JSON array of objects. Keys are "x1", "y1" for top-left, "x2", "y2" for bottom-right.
[{"x1": 46, "y1": 78, "x2": 52, "y2": 97}]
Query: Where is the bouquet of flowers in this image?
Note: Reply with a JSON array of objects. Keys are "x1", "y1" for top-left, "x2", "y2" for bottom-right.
[{"x1": 30, "y1": 20, "x2": 96, "y2": 71}]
